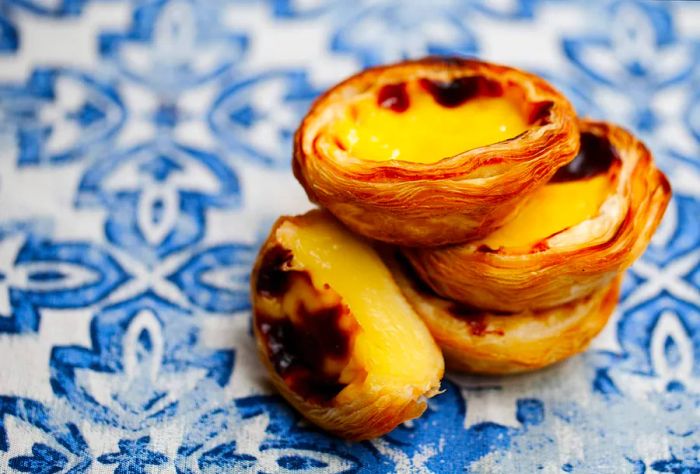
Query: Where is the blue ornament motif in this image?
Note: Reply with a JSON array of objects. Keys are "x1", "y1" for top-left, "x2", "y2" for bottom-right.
[
  {"x1": 0, "y1": 0, "x2": 698, "y2": 471},
  {"x1": 76, "y1": 140, "x2": 240, "y2": 264},
  {"x1": 208, "y1": 70, "x2": 319, "y2": 168},
  {"x1": 0, "y1": 223, "x2": 128, "y2": 334},
  {"x1": 269, "y1": 0, "x2": 344, "y2": 18},
  {"x1": 169, "y1": 243, "x2": 256, "y2": 314},
  {"x1": 642, "y1": 195, "x2": 700, "y2": 267},
  {"x1": 331, "y1": 1, "x2": 478, "y2": 67},
  {"x1": 0, "y1": 397, "x2": 91, "y2": 473},
  {"x1": 176, "y1": 397, "x2": 362, "y2": 473},
  {"x1": 4, "y1": 0, "x2": 89, "y2": 17},
  {"x1": 563, "y1": 1, "x2": 696, "y2": 90},
  {"x1": 469, "y1": 0, "x2": 541, "y2": 20},
  {"x1": 99, "y1": 0, "x2": 248, "y2": 93},
  {"x1": 561, "y1": 0, "x2": 700, "y2": 133},
  {"x1": 0, "y1": 12, "x2": 18, "y2": 53},
  {"x1": 588, "y1": 295, "x2": 700, "y2": 471},
  {"x1": 531, "y1": 70, "x2": 602, "y2": 118},
  {"x1": 685, "y1": 91, "x2": 700, "y2": 147},
  {"x1": 50, "y1": 292, "x2": 235, "y2": 431},
  {"x1": 606, "y1": 295, "x2": 700, "y2": 385},
  {"x1": 97, "y1": 436, "x2": 168, "y2": 474},
  {"x1": 0, "y1": 68, "x2": 125, "y2": 166}
]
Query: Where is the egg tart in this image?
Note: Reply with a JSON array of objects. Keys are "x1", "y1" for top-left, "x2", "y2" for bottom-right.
[
  {"x1": 390, "y1": 254, "x2": 621, "y2": 374},
  {"x1": 250, "y1": 210, "x2": 443, "y2": 440},
  {"x1": 293, "y1": 57, "x2": 579, "y2": 246},
  {"x1": 404, "y1": 120, "x2": 671, "y2": 312}
]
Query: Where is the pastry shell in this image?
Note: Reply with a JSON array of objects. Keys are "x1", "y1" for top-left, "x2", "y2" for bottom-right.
[
  {"x1": 390, "y1": 255, "x2": 621, "y2": 374},
  {"x1": 293, "y1": 56, "x2": 580, "y2": 246},
  {"x1": 404, "y1": 120, "x2": 671, "y2": 312}
]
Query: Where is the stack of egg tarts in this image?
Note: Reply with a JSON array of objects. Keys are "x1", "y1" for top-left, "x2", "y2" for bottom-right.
[{"x1": 251, "y1": 57, "x2": 671, "y2": 440}]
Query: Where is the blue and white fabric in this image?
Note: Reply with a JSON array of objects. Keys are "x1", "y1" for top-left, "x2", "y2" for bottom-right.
[{"x1": 0, "y1": 0, "x2": 699, "y2": 472}]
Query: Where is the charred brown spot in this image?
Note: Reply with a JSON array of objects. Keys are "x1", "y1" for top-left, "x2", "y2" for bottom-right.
[
  {"x1": 256, "y1": 270, "x2": 358, "y2": 404},
  {"x1": 531, "y1": 241, "x2": 550, "y2": 253},
  {"x1": 419, "y1": 76, "x2": 502, "y2": 108},
  {"x1": 377, "y1": 82, "x2": 410, "y2": 112},
  {"x1": 257, "y1": 302, "x2": 354, "y2": 403},
  {"x1": 466, "y1": 316, "x2": 490, "y2": 337},
  {"x1": 528, "y1": 101, "x2": 553, "y2": 125},
  {"x1": 447, "y1": 306, "x2": 506, "y2": 337},
  {"x1": 256, "y1": 245, "x2": 293, "y2": 298},
  {"x1": 477, "y1": 244, "x2": 500, "y2": 254},
  {"x1": 550, "y1": 132, "x2": 619, "y2": 183}
]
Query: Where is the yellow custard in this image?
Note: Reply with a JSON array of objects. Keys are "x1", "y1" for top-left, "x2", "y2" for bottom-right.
[
  {"x1": 332, "y1": 80, "x2": 529, "y2": 164},
  {"x1": 277, "y1": 214, "x2": 442, "y2": 391},
  {"x1": 482, "y1": 175, "x2": 611, "y2": 249}
]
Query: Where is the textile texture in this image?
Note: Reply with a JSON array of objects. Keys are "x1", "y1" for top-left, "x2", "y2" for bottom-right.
[{"x1": 0, "y1": 0, "x2": 699, "y2": 472}]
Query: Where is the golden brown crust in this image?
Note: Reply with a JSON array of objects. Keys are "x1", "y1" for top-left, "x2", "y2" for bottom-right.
[
  {"x1": 250, "y1": 210, "x2": 442, "y2": 440},
  {"x1": 293, "y1": 56, "x2": 580, "y2": 246},
  {"x1": 389, "y1": 254, "x2": 621, "y2": 374},
  {"x1": 404, "y1": 119, "x2": 671, "y2": 312}
]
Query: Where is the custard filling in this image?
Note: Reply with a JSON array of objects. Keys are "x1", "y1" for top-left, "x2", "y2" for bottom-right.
[
  {"x1": 276, "y1": 214, "x2": 441, "y2": 395},
  {"x1": 332, "y1": 78, "x2": 530, "y2": 164},
  {"x1": 481, "y1": 132, "x2": 618, "y2": 249}
]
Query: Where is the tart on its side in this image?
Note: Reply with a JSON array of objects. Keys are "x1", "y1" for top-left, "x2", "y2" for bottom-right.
[
  {"x1": 251, "y1": 210, "x2": 444, "y2": 440},
  {"x1": 294, "y1": 57, "x2": 579, "y2": 246},
  {"x1": 404, "y1": 120, "x2": 671, "y2": 312}
]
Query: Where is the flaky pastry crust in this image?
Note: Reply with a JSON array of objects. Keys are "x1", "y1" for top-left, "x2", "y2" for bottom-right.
[
  {"x1": 251, "y1": 212, "x2": 443, "y2": 440},
  {"x1": 293, "y1": 57, "x2": 579, "y2": 246},
  {"x1": 390, "y1": 255, "x2": 621, "y2": 374},
  {"x1": 404, "y1": 120, "x2": 671, "y2": 312}
]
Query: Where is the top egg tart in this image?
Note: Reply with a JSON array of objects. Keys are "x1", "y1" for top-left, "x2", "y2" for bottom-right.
[
  {"x1": 404, "y1": 119, "x2": 671, "y2": 312},
  {"x1": 293, "y1": 57, "x2": 580, "y2": 246}
]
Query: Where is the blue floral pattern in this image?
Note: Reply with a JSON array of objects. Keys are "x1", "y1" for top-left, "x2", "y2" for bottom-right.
[
  {"x1": 0, "y1": 13, "x2": 19, "y2": 53},
  {"x1": 0, "y1": 68, "x2": 125, "y2": 166},
  {"x1": 0, "y1": 0, "x2": 698, "y2": 471}
]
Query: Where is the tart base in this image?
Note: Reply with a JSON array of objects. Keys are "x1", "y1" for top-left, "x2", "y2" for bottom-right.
[{"x1": 389, "y1": 254, "x2": 621, "y2": 375}]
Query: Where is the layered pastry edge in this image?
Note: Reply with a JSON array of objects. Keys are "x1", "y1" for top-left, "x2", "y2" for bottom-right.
[
  {"x1": 293, "y1": 56, "x2": 580, "y2": 246},
  {"x1": 404, "y1": 119, "x2": 671, "y2": 312}
]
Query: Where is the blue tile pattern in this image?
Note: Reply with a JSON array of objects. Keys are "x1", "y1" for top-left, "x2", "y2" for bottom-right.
[{"x1": 0, "y1": 0, "x2": 698, "y2": 471}]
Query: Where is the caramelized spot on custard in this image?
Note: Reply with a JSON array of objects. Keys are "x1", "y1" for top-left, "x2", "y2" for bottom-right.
[
  {"x1": 550, "y1": 132, "x2": 619, "y2": 183},
  {"x1": 256, "y1": 257, "x2": 359, "y2": 404},
  {"x1": 377, "y1": 82, "x2": 410, "y2": 113},
  {"x1": 271, "y1": 214, "x2": 442, "y2": 398},
  {"x1": 256, "y1": 294, "x2": 355, "y2": 403},
  {"x1": 256, "y1": 245, "x2": 293, "y2": 298},
  {"x1": 418, "y1": 76, "x2": 502, "y2": 107}
]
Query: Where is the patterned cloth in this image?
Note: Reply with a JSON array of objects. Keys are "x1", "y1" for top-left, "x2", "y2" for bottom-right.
[{"x1": 0, "y1": 0, "x2": 698, "y2": 472}]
